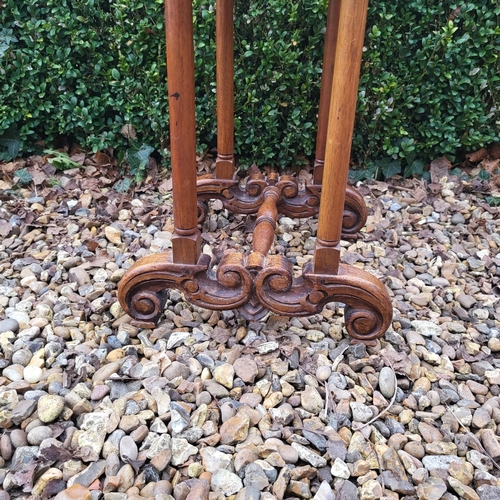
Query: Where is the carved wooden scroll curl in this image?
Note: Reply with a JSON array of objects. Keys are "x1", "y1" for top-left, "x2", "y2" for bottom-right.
[
  {"x1": 196, "y1": 175, "x2": 367, "y2": 239},
  {"x1": 119, "y1": 251, "x2": 392, "y2": 343}
]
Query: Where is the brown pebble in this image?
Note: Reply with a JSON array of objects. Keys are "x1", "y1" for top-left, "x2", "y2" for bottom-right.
[
  {"x1": 0, "y1": 434, "x2": 12, "y2": 461},
  {"x1": 10, "y1": 429, "x2": 28, "y2": 448}
]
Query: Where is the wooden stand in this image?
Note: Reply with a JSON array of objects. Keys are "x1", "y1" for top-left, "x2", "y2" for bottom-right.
[{"x1": 118, "y1": 0, "x2": 393, "y2": 344}]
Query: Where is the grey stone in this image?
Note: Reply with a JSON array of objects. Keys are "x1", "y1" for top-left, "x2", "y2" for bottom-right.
[
  {"x1": 0, "y1": 318, "x2": 19, "y2": 333},
  {"x1": 291, "y1": 442, "x2": 327, "y2": 467},
  {"x1": 200, "y1": 447, "x2": 233, "y2": 473},
  {"x1": 170, "y1": 438, "x2": 198, "y2": 466},
  {"x1": 411, "y1": 320, "x2": 442, "y2": 337},
  {"x1": 422, "y1": 455, "x2": 464, "y2": 472},
  {"x1": 67, "y1": 460, "x2": 106, "y2": 487},
  {"x1": 335, "y1": 479, "x2": 360, "y2": 500},
  {"x1": 119, "y1": 435, "x2": 138, "y2": 462},
  {"x1": 378, "y1": 366, "x2": 396, "y2": 399},
  {"x1": 11, "y1": 399, "x2": 37, "y2": 425},
  {"x1": 477, "y1": 484, "x2": 500, "y2": 500},
  {"x1": 313, "y1": 481, "x2": 334, "y2": 500},
  {"x1": 378, "y1": 470, "x2": 416, "y2": 495},
  {"x1": 243, "y1": 463, "x2": 269, "y2": 491},
  {"x1": 11, "y1": 446, "x2": 39, "y2": 468},
  {"x1": 27, "y1": 426, "x2": 52, "y2": 446},
  {"x1": 211, "y1": 469, "x2": 243, "y2": 496}
]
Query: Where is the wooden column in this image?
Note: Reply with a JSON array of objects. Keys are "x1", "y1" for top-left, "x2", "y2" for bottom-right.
[
  {"x1": 313, "y1": 0, "x2": 368, "y2": 274},
  {"x1": 215, "y1": 0, "x2": 235, "y2": 179},
  {"x1": 313, "y1": 0, "x2": 341, "y2": 185},
  {"x1": 165, "y1": 0, "x2": 201, "y2": 264}
]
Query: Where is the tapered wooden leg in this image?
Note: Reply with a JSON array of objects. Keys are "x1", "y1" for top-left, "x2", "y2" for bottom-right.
[
  {"x1": 313, "y1": 0, "x2": 340, "y2": 185},
  {"x1": 215, "y1": 0, "x2": 235, "y2": 179},
  {"x1": 165, "y1": 0, "x2": 201, "y2": 264},
  {"x1": 314, "y1": 0, "x2": 369, "y2": 275}
]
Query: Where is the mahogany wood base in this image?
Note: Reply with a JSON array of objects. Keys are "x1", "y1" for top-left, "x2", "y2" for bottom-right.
[
  {"x1": 196, "y1": 174, "x2": 367, "y2": 239},
  {"x1": 118, "y1": 250, "x2": 392, "y2": 344}
]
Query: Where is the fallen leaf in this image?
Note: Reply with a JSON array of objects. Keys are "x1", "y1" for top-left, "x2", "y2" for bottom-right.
[
  {"x1": 69, "y1": 153, "x2": 86, "y2": 165},
  {"x1": 413, "y1": 187, "x2": 427, "y2": 202},
  {"x1": 430, "y1": 156, "x2": 451, "y2": 184},
  {"x1": 480, "y1": 158, "x2": 499, "y2": 174},
  {"x1": 490, "y1": 144, "x2": 500, "y2": 160},
  {"x1": 92, "y1": 151, "x2": 112, "y2": 167},
  {"x1": 158, "y1": 178, "x2": 173, "y2": 194},
  {"x1": 31, "y1": 170, "x2": 48, "y2": 185},
  {"x1": 121, "y1": 124, "x2": 137, "y2": 140},
  {"x1": 0, "y1": 159, "x2": 25, "y2": 174},
  {"x1": 0, "y1": 180, "x2": 12, "y2": 190},
  {"x1": 466, "y1": 148, "x2": 488, "y2": 163}
]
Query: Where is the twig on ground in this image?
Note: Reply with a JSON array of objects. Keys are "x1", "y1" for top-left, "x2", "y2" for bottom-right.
[
  {"x1": 331, "y1": 344, "x2": 350, "y2": 372},
  {"x1": 289, "y1": 426, "x2": 332, "y2": 438},
  {"x1": 358, "y1": 353, "x2": 398, "y2": 430},
  {"x1": 323, "y1": 344, "x2": 350, "y2": 420},
  {"x1": 367, "y1": 438, "x2": 386, "y2": 492},
  {"x1": 445, "y1": 403, "x2": 500, "y2": 472}
]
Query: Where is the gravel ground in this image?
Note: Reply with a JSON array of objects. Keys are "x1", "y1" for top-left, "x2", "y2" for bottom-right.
[{"x1": 0, "y1": 160, "x2": 499, "y2": 500}]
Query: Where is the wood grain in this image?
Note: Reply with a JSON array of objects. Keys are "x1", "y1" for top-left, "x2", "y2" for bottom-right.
[
  {"x1": 215, "y1": 0, "x2": 235, "y2": 179},
  {"x1": 314, "y1": 0, "x2": 369, "y2": 274},
  {"x1": 314, "y1": 0, "x2": 341, "y2": 185},
  {"x1": 165, "y1": 0, "x2": 200, "y2": 264}
]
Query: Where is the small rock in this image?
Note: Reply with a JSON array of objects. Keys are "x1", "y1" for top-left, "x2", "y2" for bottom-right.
[
  {"x1": 301, "y1": 386, "x2": 324, "y2": 414},
  {"x1": 211, "y1": 469, "x2": 243, "y2": 496},
  {"x1": 38, "y1": 395, "x2": 65, "y2": 423},
  {"x1": 378, "y1": 366, "x2": 395, "y2": 398}
]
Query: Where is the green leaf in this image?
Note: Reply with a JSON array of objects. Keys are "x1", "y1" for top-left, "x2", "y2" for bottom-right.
[
  {"x1": 14, "y1": 168, "x2": 33, "y2": 185},
  {"x1": 404, "y1": 159, "x2": 425, "y2": 178},
  {"x1": 43, "y1": 149, "x2": 82, "y2": 171},
  {"x1": 114, "y1": 177, "x2": 133, "y2": 192},
  {"x1": 478, "y1": 169, "x2": 491, "y2": 181},
  {"x1": 382, "y1": 160, "x2": 401, "y2": 179},
  {"x1": 0, "y1": 128, "x2": 21, "y2": 161},
  {"x1": 128, "y1": 144, "x2": 155, "y2": 178}
]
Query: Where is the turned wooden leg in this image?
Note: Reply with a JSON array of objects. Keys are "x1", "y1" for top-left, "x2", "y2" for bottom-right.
[
  {"x1": 215, "y1": 0, "x2": 235, "y2": 179},
  {"x1": 314, "y1": 0, "x2": 369, "y2": 274},
  {"x1": 313, "y1": 0, "x2": 340, "y2": 185},
  {"x1": 165, "y1": 0, "x2": 201, "y2": 264}
]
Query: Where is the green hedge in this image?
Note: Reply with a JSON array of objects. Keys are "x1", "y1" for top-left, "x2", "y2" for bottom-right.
[{"x1": 1, "y1": 0, "x2": 499, "y2": 173}]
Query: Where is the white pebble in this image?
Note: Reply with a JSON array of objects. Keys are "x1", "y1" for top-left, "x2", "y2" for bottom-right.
[{"x1": 24, "y1": 366, "x2": 43, "y2": 384}]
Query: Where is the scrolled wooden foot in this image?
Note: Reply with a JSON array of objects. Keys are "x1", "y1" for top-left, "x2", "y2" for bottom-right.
[
  {"x1": 118, "y1": 251, "x2": 253, "y2": 328},
  {"x1": 253, "y1": 256, "x2": 392, "y2": 342},
  {"x1": 342, "y1": 185, "x2": 368, "y2": 238}
]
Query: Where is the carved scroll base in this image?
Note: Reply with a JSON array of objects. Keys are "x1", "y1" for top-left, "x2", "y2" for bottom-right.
[
  {"x1": 197, "y1": 174, "x2": 367, "y2": 239},
  {"x1": 118, "y1": 251, "x2": 393, "y2": 344}
]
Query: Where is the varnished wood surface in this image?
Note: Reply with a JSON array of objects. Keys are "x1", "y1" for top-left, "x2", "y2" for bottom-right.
[
  {"x1": 165, "y1": 0, "x2": 200, "y2": 264},
  {"x1": 117, "y1": 0, "x2": 394, "y2": 344},
  {"x1": 313, "y1": 0, "x2": 341, "y2": 185},
  {"x1": 215, "y1": 0, "x2": 235, "y2": 179},
  {"x1": 252, "y1": 186, "x2": 280, "y2": 256},
  {"x1": 118, "y1": 250, "x2": 392, "y2": 343},
  {"x1": 314, "y1": 0, "x2": 369, "y2": 274}
]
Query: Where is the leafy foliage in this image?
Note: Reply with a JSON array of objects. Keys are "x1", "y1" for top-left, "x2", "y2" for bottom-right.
[
  {"x1": 14, "y1": 168, "x2": 32, "y2": 185},
  {"x1": 44, "y1": 149, "x2": 83, "y2": 170},
  {"x1": 127, "y1": 143, "x2": 155, "y2": 181},
  {"x1": 0, "y1": 127, "x2": 21, "y2": 161},
  {"x1": 0, "y1": 0, "x2": 498, "y2": 172}
]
